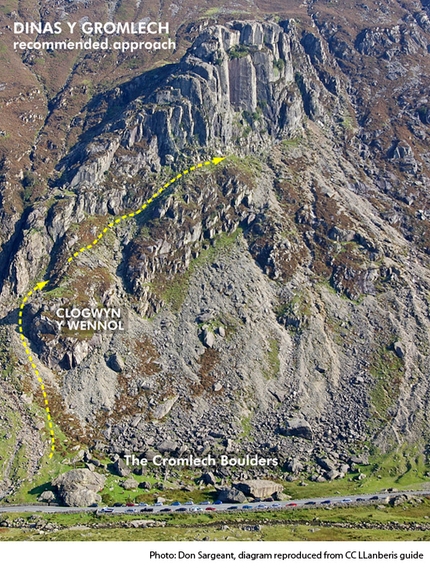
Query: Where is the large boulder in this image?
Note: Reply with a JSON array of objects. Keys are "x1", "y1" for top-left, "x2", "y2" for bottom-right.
[
  {"x1": 152, "y1": 396, "x2": 179, "y2": 420},
  {"x1": 282, "y1": 417, "x2": 313, "y2": 440},
  {"x1": 107, "y1": 353, "x2": 125, "y2": 373},
  {"x1": 284, "y1": 458, "x2": 303, "y2": 474},
  {"x1": 200, "y1": 472, "x2": 217, "y2": 486},
  {"x1": 217, "y1": 487, "x2": 247, "y2": 503},
  {"x1": 316, "y1": 457, "x2": 337, "y2": 472},
  {"x1": 235, "y1": 479, "x2": 283, "y2": 498},
  {"x1": 113, "y1": 458, "x2": 131, "y2": 477},
  {"x1": 389, "y1": 494, "x2": 410, "y2": 506},
  {"x1": 157, "y1": 440, "x2": 178, "y2": 454},
  {"x1": 52, "y1": 469, "x2": 106, "y2": 507},
  {"x1": 121, "y1": 478, "x2": 139, "y2": 490},
  {"x1": 38, "y1": 490, "x2": 57, "y2": 503},
  {"x1": 203, "y1": 329, "x2": 215, "y2": 348}
]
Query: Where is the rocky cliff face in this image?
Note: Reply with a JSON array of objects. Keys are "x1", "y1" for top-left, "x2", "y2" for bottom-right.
[
  {"x1": 62, "y1": 20, "x2": 309, "y2": 189},
  {"x1": 2, "y1": 2, "x2": 430, "y2": 493}
]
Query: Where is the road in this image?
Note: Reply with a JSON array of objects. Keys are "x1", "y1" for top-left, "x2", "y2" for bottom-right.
[{"x1": 1, "y1": 489, "x2": 429, "y2": 515}]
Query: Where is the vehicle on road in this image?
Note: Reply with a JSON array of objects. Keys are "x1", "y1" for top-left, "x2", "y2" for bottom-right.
[
  {"x1": 213, "y1": 500, "x2": 223, "y2": 505},
  {"x1": 243, "y1": 505, "x2": 253, "y2": 510},
  {"x1": 321, "y1": 500, "x2": 331, "y2": 505},
  {"x1": 155, "y1": 502, "x2": 164, "y2": 506},
  {"x1": 126, "y1": 508, "x2": 136, "y2": 513},
  {"x1": 205, "y1": 507, "x2": 216, "y2": 511},
  {"x1": 227, "y1": 506, "x2": 238, "y2": 510},
  {"x1": 190, "y1": 507, "x2": 202, "y2": 512},
  {"x1": 286, "y1": 503, "x2": 298, "y2": 507},
  {"x1": 370, "y1": 496, "x2": 379, "y2": 501},
  {"x1": 160, "y1": 508, "x2": 172, "y2": 512},
  {"x1": 176, "y1": 507, "x2": 187, "y2": 512},
  {"x1": 356, "y1": 498, "x2": 365, "y2": 502},
  {"x1": 304, "y1": 501, "x2": 316, "y2": 506},
  {"x1": 257, "y1": 504, "x2": 267, "y2": 509},
  {"x1": 140, "y1": 508, "x2": 154, "y2": 512},
  {"x1": 342, "y1": 498, "x2": 352, "y2": 503}
]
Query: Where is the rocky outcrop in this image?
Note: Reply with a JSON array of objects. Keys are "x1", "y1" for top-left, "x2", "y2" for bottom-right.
[
  {"x1": 63, "y1": 20, "x2": 324, "y2": 190},
  {"x1": 52, "y1": 469, "x2": 105, "y2": 507}
]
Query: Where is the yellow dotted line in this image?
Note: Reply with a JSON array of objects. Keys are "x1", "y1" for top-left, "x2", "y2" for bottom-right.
[
  {"x1": 67, "y1": 159, "x2": 222, "y2": 263},
  {"x1": 18, "y1": 284, "x2": 55, "y2": 459},
  {"x1": 17, "y1": 158, "x2": 225, "y2": 461}
]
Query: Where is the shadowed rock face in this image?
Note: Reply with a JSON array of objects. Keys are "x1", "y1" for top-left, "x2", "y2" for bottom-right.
[{"x1": 282, "y1": 418, "x2": 313, "y2": 441}]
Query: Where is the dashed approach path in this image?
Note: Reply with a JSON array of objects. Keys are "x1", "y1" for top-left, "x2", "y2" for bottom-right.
[{"x1": 16, "y1": 157, "x2": 226, "y2": 459}]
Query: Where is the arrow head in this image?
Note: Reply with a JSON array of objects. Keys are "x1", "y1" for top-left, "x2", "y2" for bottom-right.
[
  {"x1": 36, "y1": 280, "x2": 49, "y2": 291},
  {"x1": 212, "y1": 157, "x2": 226, "y2": 165}
]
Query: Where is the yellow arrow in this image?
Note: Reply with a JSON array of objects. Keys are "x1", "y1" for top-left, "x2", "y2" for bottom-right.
[
  {"x1": 17, "y1": 157, "x2": 226, "y2": 460},
  {"x1": 35, "y1": 280, "x2": 49, "y2": 291},
  {"x1": 67, "y1": 157, "x2": 226, "y2": 264},
  {"x1": 17, "y1": 281, "x2": 55, "y2": 459}
]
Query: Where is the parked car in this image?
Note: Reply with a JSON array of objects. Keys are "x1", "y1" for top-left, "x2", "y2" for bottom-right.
[
  {"x1": 213, "y1": 500, "x2": 223, "y2": 505},
  {"x1": 113, "y1": 503, "x2": 124, "y2": 507},
  {"x1": 200, "y1": 501, "x2": 211, "y2": 505},
  {"x1": 171, "y1": 501, "x2": 181, "y2": 506},
  {"x1": 138, "y1": 503, "x2": 148, "y2": 507},
  {"x1": 185, "y1": 500, "x2": 194, "y2": 505},
  {"x1": 126, "y1": 502, "x2": 135, "y2": 507}
]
